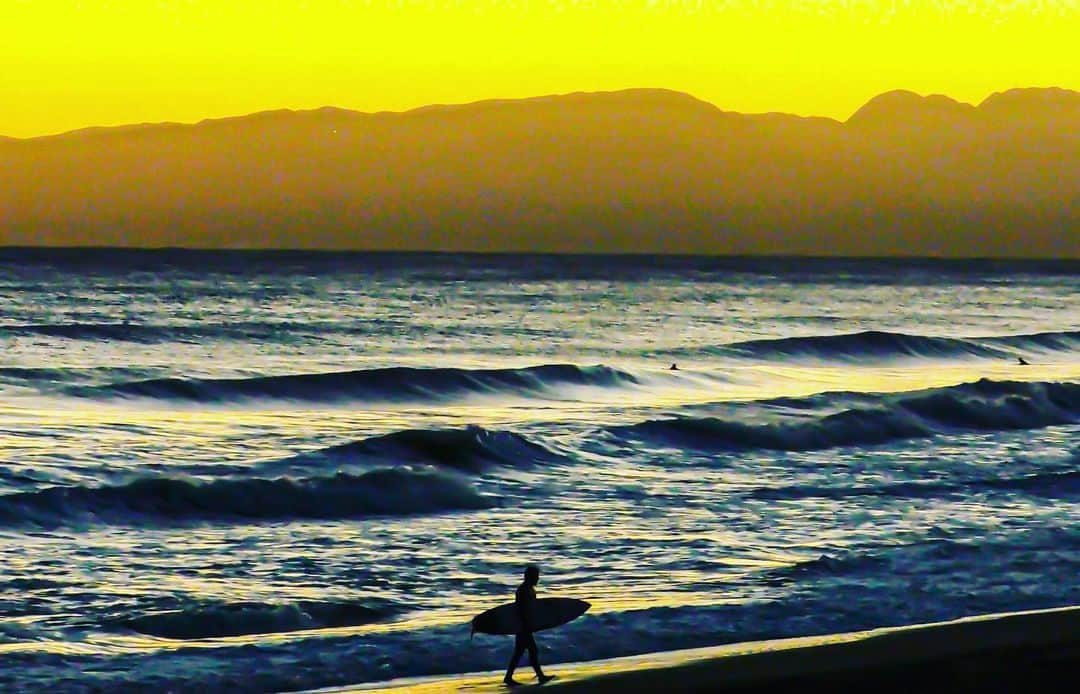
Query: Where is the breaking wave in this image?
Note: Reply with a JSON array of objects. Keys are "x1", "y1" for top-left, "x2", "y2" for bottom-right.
[
  {"x1": 298, "y1": 425, "x2": 566, "y2": 473},
  {"x1": 610, "y1": 379, "x2": 1080, "y2": 452},
  {"x1": 721, "y1": 329, "x2": 1080, "y2": 361},
  {"x1": 0, "y1": 467, "x2": 494, "y2": 527},
  {"x1": 117, "y1": 599, "x2": 402, "y2": 640},
  {"x1": 69, "y1": 364, "x2": 638, "y2": 403}
]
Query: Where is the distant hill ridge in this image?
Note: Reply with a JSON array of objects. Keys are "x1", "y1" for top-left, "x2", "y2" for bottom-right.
[
  {"x1": 1, "y1": 88, "x2": 1077, "y2": 257},
  {"x1": 7, "y1": 87, "x2": 1075, "y2": 142}
]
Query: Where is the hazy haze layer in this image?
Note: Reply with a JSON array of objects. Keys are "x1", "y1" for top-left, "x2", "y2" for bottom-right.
[{"x1": 2, "y1": 88, "x2": 1078, "y2": 257}]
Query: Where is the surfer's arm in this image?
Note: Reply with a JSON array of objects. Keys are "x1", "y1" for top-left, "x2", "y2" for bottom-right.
[{"x1": 515, "y1": 591, "x2": 535, "y2": 633}]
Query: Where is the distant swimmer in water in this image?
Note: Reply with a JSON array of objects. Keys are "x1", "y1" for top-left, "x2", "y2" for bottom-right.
[
  {"x1": 504, "y1": 565, "x2": 554, "y2": 687},
  {"x1": 1017, "y1": 356, "x2": 1030, "y2": 365},
  {"x1": 669, "y1": 363, "x2": 679, "y2": 370}
]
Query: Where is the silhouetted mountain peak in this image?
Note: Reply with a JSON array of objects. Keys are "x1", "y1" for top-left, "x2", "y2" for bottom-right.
[
  {"x1": 847, "y1": 90, "x2": 975, "y2": 127},
  {"x1": 978, "y1": 87, "x2": 1080, "y2": 113},
  {"x1": 402, "y1": 88, "x2": 721, "y2": 117}
]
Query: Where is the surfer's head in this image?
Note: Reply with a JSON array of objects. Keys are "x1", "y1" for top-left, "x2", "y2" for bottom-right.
[{"x1": 524, "y1": 564, "x2": 540, "y2": 585}]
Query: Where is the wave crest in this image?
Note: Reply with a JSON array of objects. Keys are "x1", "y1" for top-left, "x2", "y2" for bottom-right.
[{"x1": 0, "y1": 467, "x2": 493, "y2": 527}]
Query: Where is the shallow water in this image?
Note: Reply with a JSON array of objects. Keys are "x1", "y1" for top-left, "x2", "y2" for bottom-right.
[{"x1": 0, "y1": 251, "x2": 1077, "y2": 692}]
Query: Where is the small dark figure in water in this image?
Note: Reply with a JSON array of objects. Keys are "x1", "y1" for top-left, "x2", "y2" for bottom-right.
[
  {"x1": 669, "y1": 363, "x2": 679, "y2": 371},
  {"x1": 504, "y1": 565, "x2": 554, "y2": 686},
  {"x1": 1017, "y1": 356, "x2": 1030, "y2": 365}
]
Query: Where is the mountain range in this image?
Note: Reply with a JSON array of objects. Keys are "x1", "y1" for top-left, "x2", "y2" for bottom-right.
[{"x1": 1, "y1": 88, "x2": 1077, "y2": 257}]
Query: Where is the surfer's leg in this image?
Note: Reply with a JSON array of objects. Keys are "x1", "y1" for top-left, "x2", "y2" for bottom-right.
[
  {"x1": 504, "y1": 633, "x2": 526, "y2": 684},
  {"x1": 526, "y1": 633, "x2": 545, "y2": 678},
  {"x1": 524, "y1": 634, "x2": 555, "y2": 683}
]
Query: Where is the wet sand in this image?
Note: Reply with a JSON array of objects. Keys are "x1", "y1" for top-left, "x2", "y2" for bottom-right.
[{"x1": 318, "y1": 605, "x2": 1079, "y2": 693}]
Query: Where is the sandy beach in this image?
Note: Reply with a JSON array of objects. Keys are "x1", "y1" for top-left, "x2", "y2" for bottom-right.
[{"x1": 317, "y1": 605, "x2": 1079, "y2": 693}]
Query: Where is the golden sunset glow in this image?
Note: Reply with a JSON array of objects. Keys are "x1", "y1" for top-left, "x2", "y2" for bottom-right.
[{"x1": 3, "y1": 0, "x2": 1078, "y2": 137}]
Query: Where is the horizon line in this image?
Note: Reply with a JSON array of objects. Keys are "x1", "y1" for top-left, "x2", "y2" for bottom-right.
[
  {"x1": 0, "y1": 246, "x2": 1075, "y2": 263},
  {"x1": 3, "y1": 84, "x2": 1074, "y2": 142}
]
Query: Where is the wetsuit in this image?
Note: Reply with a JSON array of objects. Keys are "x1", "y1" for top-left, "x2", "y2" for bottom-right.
[{"x1": 506, "y1": 581, "x2": 542, "y2": 680}]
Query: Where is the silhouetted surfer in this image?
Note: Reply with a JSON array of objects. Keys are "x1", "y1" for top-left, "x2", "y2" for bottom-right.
[
  {"x1": 504, "y1": 565, "x2": 554, "y2": 686},
  {"x1": 1017, "y1": 356, "x2": 1030, "y2": 365},
  {"x1": 669, "y1": 362, "x2": 679, "y2": 371}
]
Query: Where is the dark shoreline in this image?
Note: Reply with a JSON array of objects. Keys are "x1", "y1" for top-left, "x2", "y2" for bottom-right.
[
  {"x1": 338, "y1": 606, "x2": 1080, "y2": 693},
  {"x1": 554, "y1": 607, "x2": 1080, "y2": 693}
]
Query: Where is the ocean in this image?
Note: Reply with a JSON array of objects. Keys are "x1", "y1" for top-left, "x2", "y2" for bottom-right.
[{"x1": 0, "y1": 250, "x2": 1077, "y2": 692}]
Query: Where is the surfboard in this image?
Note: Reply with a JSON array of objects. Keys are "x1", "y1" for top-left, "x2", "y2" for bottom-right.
[{"x1": 471, "y1": 597, "x2": 590, "y2": 636}]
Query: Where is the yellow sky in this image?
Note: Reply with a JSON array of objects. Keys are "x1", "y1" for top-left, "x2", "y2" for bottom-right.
[{"x1": 3, "y1": 1, "x2": 1078, "y2": 138}]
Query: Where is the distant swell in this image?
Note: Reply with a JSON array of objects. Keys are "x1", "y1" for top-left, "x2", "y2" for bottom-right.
[
  {"x1": 0, "y1": 321, "x2": 329, "y2": 344},
  {"x1": 2, "y1": 323, "x2": 186, "y2": 343},
  {"x1": 611, "y1": 379, "x2": 1080, "y2": 452},
  {"x1": 722, "y1": 329, "x2": 1080, "y2": 361},
  {"x1": 0, "y1": 468, "x2": 493, "y2": 527},
  {"x1": 70, "y1": 364, "x2": 637, "y2": 403},
  {"x1": 10, "y1": 324, "x2": 1077, "y2": 361},
  {"x1": 118, "y1": 599, "x2": 401, "y2": 640}
]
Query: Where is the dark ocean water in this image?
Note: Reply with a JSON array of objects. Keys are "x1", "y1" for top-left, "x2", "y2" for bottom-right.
[{"x1": 0, "y1": 251, "x2": 1077, "y2": 692}]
